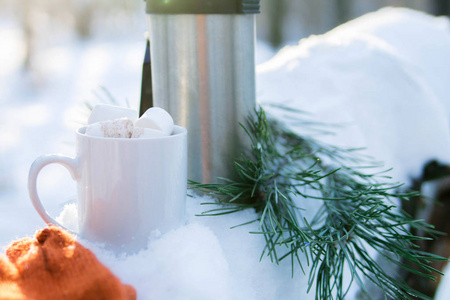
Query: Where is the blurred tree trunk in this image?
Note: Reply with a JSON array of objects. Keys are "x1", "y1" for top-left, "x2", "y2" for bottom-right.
[
  {"x1": 267, "y1": 0, "x2": 287, "y2": 48},
  {"x1": 435, "y1": 0, "x2": 450, "y2": 16},
  {"x1": 18, "y1": 0, "x2": 34, "y2": 70},
  {"x1": 336, "y1": 0, "x2": 351, "y2": 24},
  {"x1": 73, "y1": 1, "x2": 95, "y2": 39}
]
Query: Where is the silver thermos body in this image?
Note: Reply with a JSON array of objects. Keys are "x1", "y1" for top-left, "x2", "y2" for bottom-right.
[{"x1": 144, "y1": 0, "x2": 260, "y2": 183}]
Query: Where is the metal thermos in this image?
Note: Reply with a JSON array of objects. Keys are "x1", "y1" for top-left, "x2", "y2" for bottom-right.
[{"x1": 143, "y1": 0, "x2": 260, "y2": 183}]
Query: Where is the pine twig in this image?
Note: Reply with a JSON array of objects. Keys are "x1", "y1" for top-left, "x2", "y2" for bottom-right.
[{"x1": 190, "y1": 107, "x2": 447, "y2": 300}]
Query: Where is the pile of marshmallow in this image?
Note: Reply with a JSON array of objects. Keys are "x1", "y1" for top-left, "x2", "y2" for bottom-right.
[{"x1": 85, "y1": 104, "x2": 174, "y2": 139}]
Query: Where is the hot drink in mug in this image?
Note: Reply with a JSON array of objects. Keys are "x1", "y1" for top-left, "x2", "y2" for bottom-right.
[{"x1": 28, "y1": 106, "x2": 187, "y2": 253}]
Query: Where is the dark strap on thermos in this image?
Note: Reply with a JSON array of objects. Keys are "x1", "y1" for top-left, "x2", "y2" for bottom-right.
[{"x1": 139, "y1": 41, "x2": 153, "y2": 117}]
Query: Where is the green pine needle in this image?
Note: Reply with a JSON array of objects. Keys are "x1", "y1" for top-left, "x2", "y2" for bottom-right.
[{"x1": 189, "y1": 106, "x2": 447, "y2": 300}]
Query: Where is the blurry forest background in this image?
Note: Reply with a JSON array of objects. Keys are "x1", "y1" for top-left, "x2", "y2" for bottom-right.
[
  {"x1": 0, "y1": 0, "x2": 448, "y2": 79},
  {"x1": 258, "y1": 0, "x2": 448, "y2": 47}
]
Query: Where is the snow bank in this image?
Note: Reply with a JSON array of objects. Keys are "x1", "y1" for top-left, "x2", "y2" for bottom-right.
[
  {"x1": 2, "y1": 7, "x2": 450, "y2": 300},
  {"x1": 334, "y1": 7, "x2": 450, "y2": 119},
  {"x1": 258, "y1": 7, "x2": 450, "y2": 184},
  {"x1": 59, "y1": 197, "x2": 313, "y2": 300}
]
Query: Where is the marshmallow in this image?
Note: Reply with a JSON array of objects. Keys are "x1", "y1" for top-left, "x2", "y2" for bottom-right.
[
  {"x1": 85, "y1": 118, "x2": 134, "y2": 138},
  {"x1": 88, "y1": 104, "x2": 138, "y2": 125},
  {"x1": 134, "y1": 107, "x2": 174, "y2": 136},
  {"x1": 84, "y1": 122, "x2": 104, "y2": 137},
  {"x1": 131, "y1": 127, "x2": 166, "y2": 139}
]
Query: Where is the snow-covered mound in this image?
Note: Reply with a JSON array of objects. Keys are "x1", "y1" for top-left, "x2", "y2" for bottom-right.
[
  {"x1": 335, "y1": 7, "x2": 450, "y2": 120},
  {"x1": 258, "y1": 7, "x2": 450, "y2": 185},
  {"x1": 2, "y1": 7, "x2": 450, "y2": 300},
  {"x1": 67, "y1": 197, "x2": 313, "y2": 300}
]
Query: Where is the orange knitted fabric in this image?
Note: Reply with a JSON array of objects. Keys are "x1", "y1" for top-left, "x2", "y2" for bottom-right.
[{"x1": 0, "y1": 226, "x2": 136, "y2": 300}]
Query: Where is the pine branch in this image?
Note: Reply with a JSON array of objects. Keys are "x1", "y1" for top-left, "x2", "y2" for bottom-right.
[{"x1": 189, "y1": 106, "x2": 447, "y2": 300}]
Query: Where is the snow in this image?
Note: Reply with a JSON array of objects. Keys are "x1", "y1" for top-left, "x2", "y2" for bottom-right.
[
  {"x1": 2, "y1": 7, "x2": 450, "y2": 300},
  {"x1": 258, "y1": 7, "x2": 450, "y2": 185},
  {"x1": 78, "y1": 197, "x2": 313, "y2": 300}
]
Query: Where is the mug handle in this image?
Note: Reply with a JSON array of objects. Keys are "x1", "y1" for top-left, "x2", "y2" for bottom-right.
[{"x1": 28, "y1": 154, "x2": 79, "y2": 232}]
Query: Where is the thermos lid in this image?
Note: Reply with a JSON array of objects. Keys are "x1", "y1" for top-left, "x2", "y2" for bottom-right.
[{"x1": 146, "y1": 0, "x2": 260, "y2": 14}]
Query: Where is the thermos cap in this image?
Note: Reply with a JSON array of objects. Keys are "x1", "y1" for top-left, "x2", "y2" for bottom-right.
[{"x1": 146, "y1": 0, "x2": 260, "y2": 15}]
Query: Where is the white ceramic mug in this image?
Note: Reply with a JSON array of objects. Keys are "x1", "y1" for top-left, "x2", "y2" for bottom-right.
[{"x1": 28, "y1": 125, "x2": 187, "y2": 253}]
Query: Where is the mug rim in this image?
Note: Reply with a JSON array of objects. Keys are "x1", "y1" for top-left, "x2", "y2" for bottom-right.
[{"x1": 77, "y1": 125, "x2": 187, "y2": 141}]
